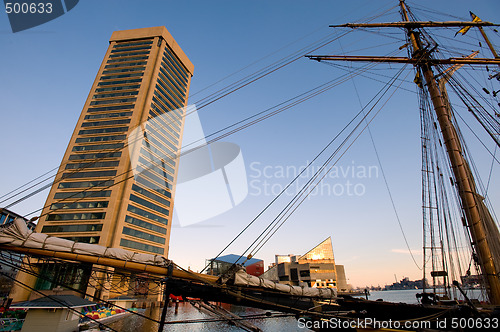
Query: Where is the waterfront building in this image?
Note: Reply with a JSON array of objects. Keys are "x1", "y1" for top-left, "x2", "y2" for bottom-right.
[
  {"x1": 206, "y1": 254, "x2": 264, "y2": 277},
  {"x1": 262, "y1": 237, "x2": 338, "y2": 288},
  {"x1": 11, "y1": 26, "x2": 193, "y2": 302}
]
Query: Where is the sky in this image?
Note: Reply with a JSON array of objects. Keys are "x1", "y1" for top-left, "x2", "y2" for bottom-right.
[{"x1": 1, "y1": 0, "x2": 499, "y2": 287}]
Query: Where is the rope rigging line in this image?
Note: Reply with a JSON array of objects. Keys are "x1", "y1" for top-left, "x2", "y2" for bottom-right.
[
  {"x1": 206, "y1": 63, "x2": 410, "y2": 272},
  {"x1": 2, "y1": 34, "x2": 366, "y2": 213},
  {"x1": 189, "y1": 27, "x2": 328, "y2": 98},
  {"x1": 220, "y1": 65, "x2": 410, "y2": 270},
  {"x1": 184, "y1": 59, "x2": 385, "y2": 152},
  {"x1": 453, "y1": 107, "x2": 500, "y2": 164},
  {"x1": 243, "y1": 49, "x2": 429, "y2": 262},
  {"x1": 0, "y1": 167, "x2": 59, "y2": 202},
  {"x1": 1, "y1": 3, "x2": 402, "y2": 210},
  {"x1": 200, "y1": 63, "x2": 388, "y2": 273},
  {"x1": 322, "y1": 61, "x2": 416, "y2": 93},
  {"x1": 249, "y1": 65, "x2": 413, "y2": 260},
  {"x1": 410, "y1": 2, "x2": 471, "y2": 22},
  {"x1": 188, "y1": 0, "x2": 394, "y2": 99},
  {"x1": 192, "y1": 30, "x2": 347, "y2": 107},
  {"x1": 418, "y1": 65, "x2": 494, "y2": 298},
  {"x1": 418, "y1": 72, "x2": 492, "y2": 298},
  {"x1": 339, "y1": 38, "x2": 422, "y2": 270},
  {"x1": 192, "y1": 31, "x2": 357, "y2": 112},
  {"x1": 447, "y1": 64, "x2": 500, "y2": 112},
  {"x1": 446, "y1": 75, "x2": 500, "y2": 148},
  {"x1": 485, "y1": 144, "x2": 497, "y2": 196},
  {"x1": 191, "y1": 1, "x2": 399, "y2": 109},
  {"x1": 19, "y1": 56, "x2": 391, "y2": 219},
  {"x1": 324, "y1": 59, "x2": 496, "y2": 128}
]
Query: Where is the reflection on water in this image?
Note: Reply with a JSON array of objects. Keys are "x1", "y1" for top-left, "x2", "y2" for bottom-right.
[
  {"x1": 107, "y1": 302, "x2": 303, "y2": 332},
  {"x1": 106, "y1": 290, "x2": 489, "y2": 331}
]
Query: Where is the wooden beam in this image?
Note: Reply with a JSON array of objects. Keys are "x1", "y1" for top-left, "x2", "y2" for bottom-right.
[
  {"x1": 0, "y1": 244, "x2": 218, "y2": 284},
  {"x1": 306, "y1": 55, "x2": 500, "y2": 65},
  {"x1": 330, "y1": 21, "x2": 499, "y2": 28}
]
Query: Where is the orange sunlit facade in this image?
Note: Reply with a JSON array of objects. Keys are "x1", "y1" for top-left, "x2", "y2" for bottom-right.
[{"x1": 11, "y1": 27, "x2": 193, "y2": 302}]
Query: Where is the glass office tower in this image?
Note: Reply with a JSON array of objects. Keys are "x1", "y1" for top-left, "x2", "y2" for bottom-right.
[
  {"x1": 39, "y1": 26, "x2": 193, "y2": 256},
  {"x1": 11, "y1": 27, "x2": 193, "y2": 302}
]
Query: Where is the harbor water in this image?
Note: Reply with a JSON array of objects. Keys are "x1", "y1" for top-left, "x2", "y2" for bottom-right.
[
  {"x1": 103, "y1": 289, "x2": 487, "y2": 331},
  {"x1": 106, "y1": 302, "x2": 303, "y2": 332}
]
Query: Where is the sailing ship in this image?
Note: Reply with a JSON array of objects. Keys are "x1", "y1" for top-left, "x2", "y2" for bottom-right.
[{"x1": 1, "y1": 0, "x2": 499, "y2": 330}]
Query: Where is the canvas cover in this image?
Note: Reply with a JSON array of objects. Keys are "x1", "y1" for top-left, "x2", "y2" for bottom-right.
[{"x1": 233, "y1": 269, "x2": 337, "y2": 299}]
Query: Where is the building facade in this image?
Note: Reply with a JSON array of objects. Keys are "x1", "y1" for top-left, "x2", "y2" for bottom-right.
[
  {"x1": 262, "y1": 237, "x2": 338, "y2": 289},
  {"x1": 207, "y1": 254, "x2": 264, "y2": 277},
  {"x1": 0, "y1": 208, "x2": 30, "y2": 226},
  {"x1": 11, "y1": 26, "x2": 193, "y2": 302},
  {"x1": 39, "y1": 26, "x2": 193, "y2": 256}
]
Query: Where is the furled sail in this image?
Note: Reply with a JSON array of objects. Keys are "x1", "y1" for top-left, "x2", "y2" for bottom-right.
[
  {"x1": 233, "y1": 268, "x2": 337, "y2": 299},
  {"x1": 0, "y1": 218, "x2": 337, "y2": 300},
  {"x1": 0, "y1": 218, "x2": 170, "y2": 267}
]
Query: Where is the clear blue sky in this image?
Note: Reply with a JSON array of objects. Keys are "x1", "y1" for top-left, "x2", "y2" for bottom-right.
[{"x1": 1, "y1": 0, "x2": 499, "y2": 287}]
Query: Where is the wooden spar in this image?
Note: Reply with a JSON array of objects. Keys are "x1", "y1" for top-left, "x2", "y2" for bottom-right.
[
  {"x1": 0, "y1": 244, "x2": 218, "y2": 284},
  {"x1": 305, "y1": 55, "x2": 500, "y2": 65},
  {"x1": 398, "y1": 0, "x2": 500, "y2": 304},
  {"x1": 478, "y1": 26, "x2": 499, "y2": 59},
  {"x1": 330, "y1": 21, "x2": 500, "y2": 28}
]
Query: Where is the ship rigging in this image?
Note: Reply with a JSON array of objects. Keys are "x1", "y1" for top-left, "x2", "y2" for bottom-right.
[{"x1": 1, "y1": 0, "x2": 499, "y2": 330}]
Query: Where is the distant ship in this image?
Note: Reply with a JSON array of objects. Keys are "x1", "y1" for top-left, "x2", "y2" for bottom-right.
[{"x1": 384, "y1": 277, "x2": 426, "y2": 291}]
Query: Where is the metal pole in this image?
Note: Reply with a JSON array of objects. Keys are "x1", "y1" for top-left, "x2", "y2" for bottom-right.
[{"x1": 158, "y1": 265, "x2": 174, "y2": 332}]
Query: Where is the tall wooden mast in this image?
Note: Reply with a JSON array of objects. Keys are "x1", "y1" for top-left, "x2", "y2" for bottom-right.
[
  {"x1": 398, "y1": 0, "x2": 500, "y2": 305},
  {"x1": 307, "y1": 0, "x2": 500, "y2": 304}
]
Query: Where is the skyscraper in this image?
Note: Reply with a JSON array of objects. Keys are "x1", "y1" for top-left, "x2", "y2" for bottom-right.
[
  {"x1": 40, "y1": 26, "x2": 192, "y2": 255},
  {"x1": 12, "y1": 26, "x2": 193, "y2": 301}
]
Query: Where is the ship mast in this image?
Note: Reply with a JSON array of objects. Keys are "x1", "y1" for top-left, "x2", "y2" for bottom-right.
[
  {"x1": 307, "y1": 0, "x2": 500, "y2": 304},
  {"x1": 398, "y1": 0, "x2": 500, "y2": 305}
]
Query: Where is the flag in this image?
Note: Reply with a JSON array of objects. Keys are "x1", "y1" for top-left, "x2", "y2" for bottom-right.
[{"x1": 456, "y1": 12, "x2": 481, "y2": 36}]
